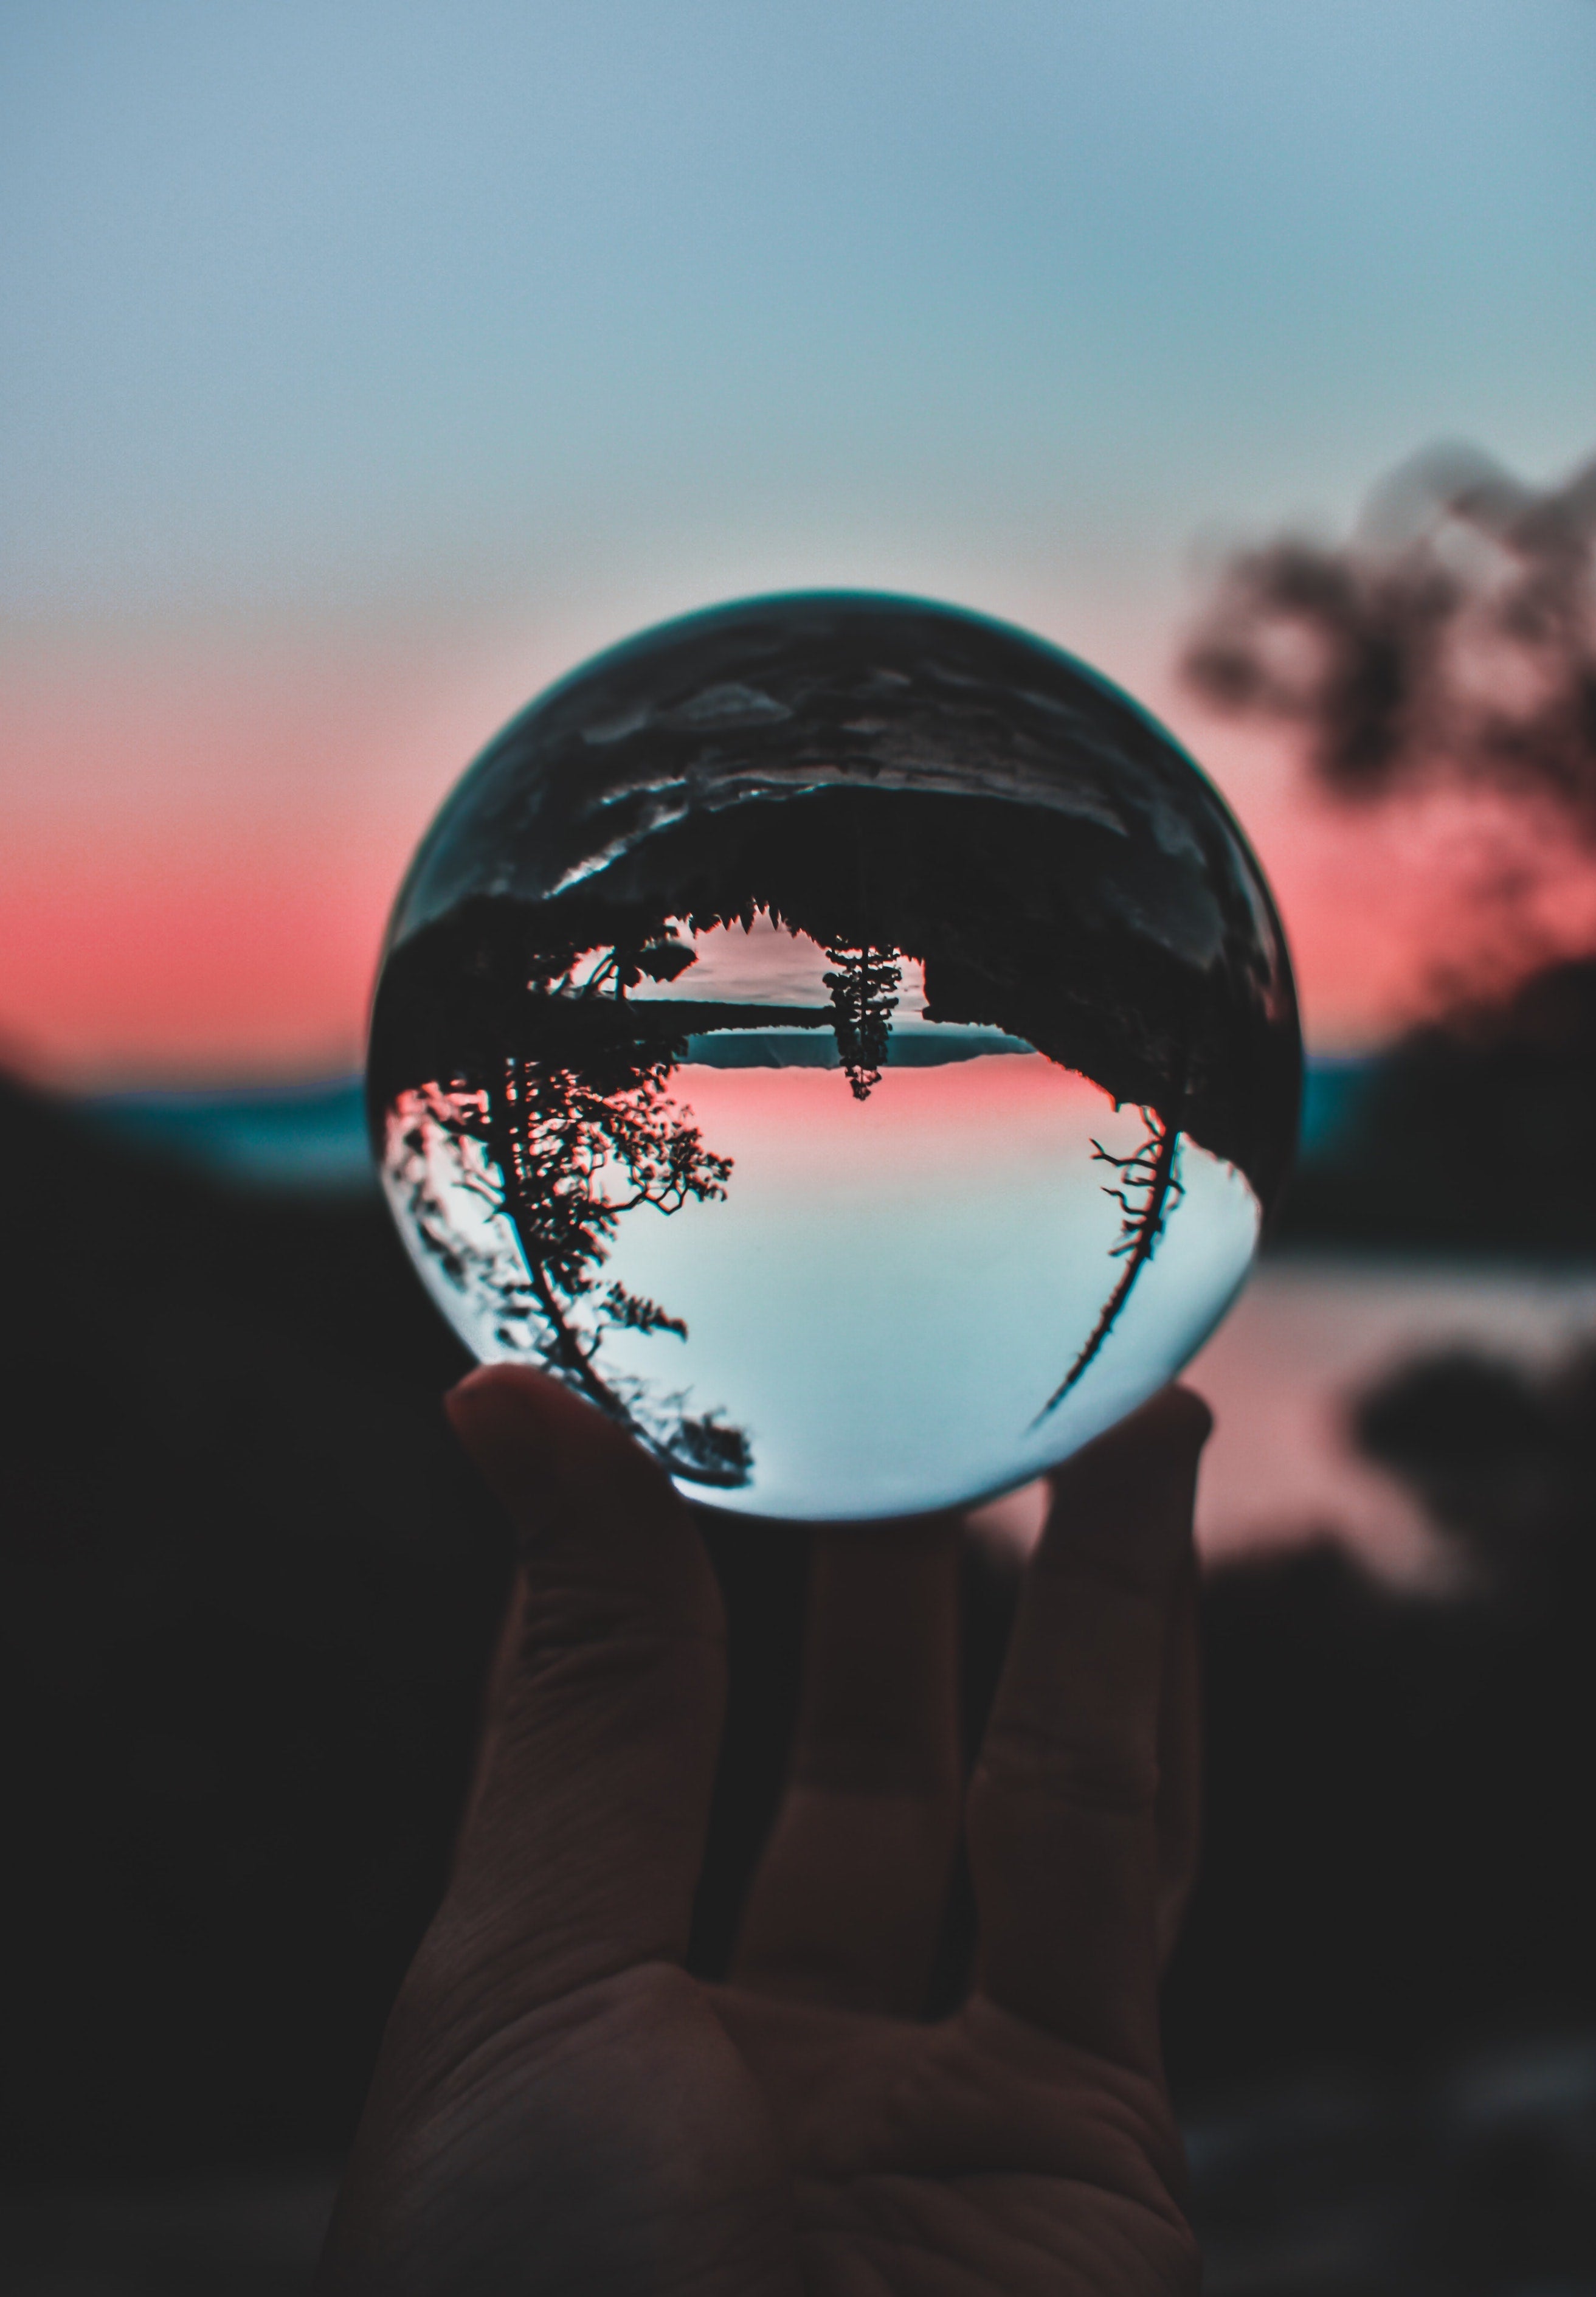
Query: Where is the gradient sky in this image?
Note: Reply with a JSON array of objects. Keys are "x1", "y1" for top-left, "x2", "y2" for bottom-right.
[{"x1": 4, "y1": 0, "x2": 1594, "y2": 1079}]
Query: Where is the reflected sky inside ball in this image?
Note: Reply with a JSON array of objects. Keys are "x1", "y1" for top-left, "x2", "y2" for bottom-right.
[
  {"x1": 386, "y1": 921, "x2": 1261, "y2": 1517},
  {"x1": 368, "y1": 593, "x2": 1300, "y2": 1518}
]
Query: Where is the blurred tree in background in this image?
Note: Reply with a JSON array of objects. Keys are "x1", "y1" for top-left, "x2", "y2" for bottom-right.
[{"x1": 1186, "y1": 442, "x2": 1596, "y2": 1248}]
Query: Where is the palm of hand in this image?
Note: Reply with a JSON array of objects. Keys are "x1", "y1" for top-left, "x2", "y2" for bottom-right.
[
  {"x1": 728, "y1": 1984, "x2": 1195, "y2": 2293},
  {"x1": 320, "y1": 1374, "x2": 1207, "y2": 2297}
]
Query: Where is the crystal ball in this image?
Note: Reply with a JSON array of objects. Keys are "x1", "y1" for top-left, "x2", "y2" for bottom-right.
[{"x1": 368, "y1": 594, "x2": 1300, "y2": 1520}]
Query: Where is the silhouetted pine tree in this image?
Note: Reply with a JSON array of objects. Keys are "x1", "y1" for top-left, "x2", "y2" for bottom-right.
[
  {"x1": 822, "y1": 944, "x2": 902, "y2": 1099},
  {"x1": 1034, "y1": 1103, "x2": 1186, "y2": 1421}
]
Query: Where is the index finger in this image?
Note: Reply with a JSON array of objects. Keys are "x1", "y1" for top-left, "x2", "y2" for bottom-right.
[
  {"x1": 965, "y1": 1387, "x2": 1210, "y2": 2073},
  {"x1": 427, "y1": 1367, "x2": 728, "y2": 2035}
]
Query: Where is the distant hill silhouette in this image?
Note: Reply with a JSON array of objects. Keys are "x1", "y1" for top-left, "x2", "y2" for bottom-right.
[
  {"x1": 1280, "y1": 955, "x2": 1596, "y2": 1252},
  {"x1": 0, "y1": 1072, "x2": 502, "y2": 2174}
]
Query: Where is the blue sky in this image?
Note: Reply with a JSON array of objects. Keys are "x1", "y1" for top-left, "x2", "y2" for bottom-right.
[
  {"x1": 3, "y1": 0, "x2": 1594, "y2": 1075},
  {"x1": 7, "y1": 0, "x2": 1592, "y2": 633}
]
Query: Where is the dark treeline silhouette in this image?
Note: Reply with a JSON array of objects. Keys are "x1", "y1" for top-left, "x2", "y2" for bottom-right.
[
  {"x1": 389, "y1": 591, "x2": 1297, "y2": 1191},
  {"x1": 371, "y1": 780, "x2": 1296, "y2": 1457},
  {"x1": 1282, "y1": 951, "x2": 1596, "y2": 1251},
  {"x1": 0, "y1": 1072, "x2": 499, "y2": 2178},
  {"x1": 1160, "y1": 1334, "x2": 1596, "y2": 2288},
  {"x1": 1165, "y1": 1332, "x2": 1596, "y2": 2090},
  {"x1": 370, "y1": 786, "x2": 1295, "y2": 1205}
]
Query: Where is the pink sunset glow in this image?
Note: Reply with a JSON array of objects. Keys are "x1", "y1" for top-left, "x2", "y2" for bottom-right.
[
  {"x1": 7, "y1": 623, "x2": 1592, "y2": 1084},
  {"x1": 667, "y1": 1052, "x2": 1119, "y2": 1173},
  {"x1": 2, "y1": 622, "x2": 544, "y2": 1083}
]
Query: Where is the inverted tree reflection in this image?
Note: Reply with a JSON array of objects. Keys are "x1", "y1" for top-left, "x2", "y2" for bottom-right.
[
  {"x1": 384, "y1": 982, "x2": 749, "y2": 1486},
  {"x1": 370, "y1": 782, "x2": 1290, "y2": 1480}
]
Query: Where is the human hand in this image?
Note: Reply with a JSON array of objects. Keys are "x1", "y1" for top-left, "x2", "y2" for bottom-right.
[{"x1": 319, "y1": 1369, "x2": 1210, "y2": 2295}]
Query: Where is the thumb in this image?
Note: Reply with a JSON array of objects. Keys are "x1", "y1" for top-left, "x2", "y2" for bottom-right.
[{"x1": 429, "y1": 1365, "x2": 726, "y2": 2026}]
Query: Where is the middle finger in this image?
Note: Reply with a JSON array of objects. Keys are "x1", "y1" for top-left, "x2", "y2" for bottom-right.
[{"x1": 731, "y1": 1514, "x2": 962, "y2": 2015}]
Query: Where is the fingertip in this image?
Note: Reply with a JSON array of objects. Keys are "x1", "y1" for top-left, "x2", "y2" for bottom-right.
[
  {"x1": 1126, "y1": 1382, "x2": 1214, "y2": 1457},
  {"x1": 435, "y1": 1369, "x2": 729, "y2": 2005},
  {"x1": 1148, "y1": 1384, "x2": 1215, "y2": 1518},
  {"x1": 1043, "y1": 1383, "x2": 1212, "y2": 1497},
  {"x1": 1035, "y1": 1384, "x2": 1212, "y2": 1585},
  {"x1": 446, "y1": 1359, "x2": 602, "y2": 1454},
  {"x1": 444, "y1": 1362, "x2": 686, "y2": 1542},
  {"x1": 1159, "y1": 1387, "x2": 1214, "y2": 1487}
]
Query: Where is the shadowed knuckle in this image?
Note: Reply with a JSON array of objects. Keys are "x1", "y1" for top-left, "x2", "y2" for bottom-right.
[
  {"x1": 517, "y1": 1580, "x2": 722, "y2": 1665},
  {"x1": 972, "y1": 1725, "x2": 1159, "y2": 1820}
]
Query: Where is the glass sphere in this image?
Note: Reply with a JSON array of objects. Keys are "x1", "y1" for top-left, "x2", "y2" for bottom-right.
[{"x1": 368, "y1": 594, "x2": 1299, "y2": 1520}]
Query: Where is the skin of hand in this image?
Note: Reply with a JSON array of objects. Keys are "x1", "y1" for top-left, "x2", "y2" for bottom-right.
[{"x1": 318, "y1": 1368, "x2": 1211, "y2": 2296}]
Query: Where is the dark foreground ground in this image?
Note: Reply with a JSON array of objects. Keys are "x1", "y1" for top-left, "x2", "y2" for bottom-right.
[
  {"x1": 3, "y1": 1070, "x2": 1595, "y2": 2292},
  {"x1": 5, "y1": 2028, "x2": 1594, "y2": 2297}
]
